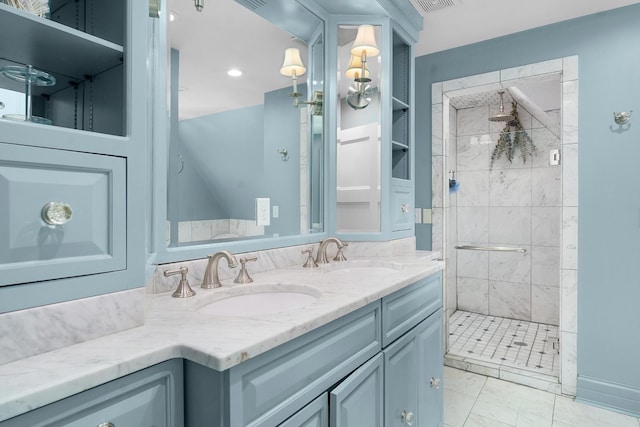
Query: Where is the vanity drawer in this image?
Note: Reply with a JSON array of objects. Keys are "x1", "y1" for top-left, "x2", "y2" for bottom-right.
[
  {"x1": 0, "y1": 359, "x2": 184, "y2": 427},
  {"x1": 381, "y1": 272, "x2": 442, "y2": 347},
  {"x1": 391, "y1": 185, "x2": 413, "y2": 231},
  {"x1": 229, "y1": 302, "x2": 381, "y2": 427},
  {"x1": 0, "y1": 143, "x2": 126, "y2": 286}
]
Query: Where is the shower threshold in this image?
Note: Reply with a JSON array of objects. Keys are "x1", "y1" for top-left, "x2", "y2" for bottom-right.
[{"x1": 445, "y1": 310, "x2": 562, "y2": 394}]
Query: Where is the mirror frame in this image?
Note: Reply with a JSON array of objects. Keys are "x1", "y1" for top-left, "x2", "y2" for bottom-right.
[{"x1": 148, "y1": 0, "x2": 330, "y2": 264}]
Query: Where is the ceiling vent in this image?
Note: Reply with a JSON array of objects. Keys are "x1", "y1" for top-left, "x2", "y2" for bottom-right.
[
  {"x1": 412, "y1": 0, "x2": 457, "y2": 14},
  {"x1": 235, "y1": 0, "x2": 266, "y2": 10}
]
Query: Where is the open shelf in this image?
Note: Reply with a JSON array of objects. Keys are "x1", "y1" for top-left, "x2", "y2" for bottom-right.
[{"x1": 0, "y1": 3, "x2": 123, "y2": 80}]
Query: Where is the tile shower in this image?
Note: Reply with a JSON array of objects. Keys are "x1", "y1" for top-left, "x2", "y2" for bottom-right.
[
  {"x1": 431, "y1": 57, "x2": 579, "y2": 395},
  {"x1": 452, "y1": 92, "x2": 561, "y2": 325}
]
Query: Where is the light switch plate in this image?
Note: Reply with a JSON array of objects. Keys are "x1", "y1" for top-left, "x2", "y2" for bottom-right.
[
  {"x1": 550, "y1": 149, "x2": 560, "y2": 166},
  {"x1": 422, "y1": 209, "x2": 432, "y2": 224},
  {"x1": 256, "y1": 198, "x2": 270, "y2": 226}
]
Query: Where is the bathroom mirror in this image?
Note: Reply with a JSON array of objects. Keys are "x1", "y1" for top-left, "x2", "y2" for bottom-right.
[
  {"x1": 156, "y1": 0, "x2": 325, "y2": 258},
  {"x1": 336, "y1": 24, "x2": 382, "y2": 233}
]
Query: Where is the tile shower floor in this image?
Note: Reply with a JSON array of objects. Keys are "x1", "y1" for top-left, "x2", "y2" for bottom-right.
[{"x1": 447, "y1": 310, "x2": 560, "y2": 379}]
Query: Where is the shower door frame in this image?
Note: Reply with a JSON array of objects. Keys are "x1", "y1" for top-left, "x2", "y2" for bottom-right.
[{"x1": 431, "y1": 56, "x2": 579, "y2": 396}]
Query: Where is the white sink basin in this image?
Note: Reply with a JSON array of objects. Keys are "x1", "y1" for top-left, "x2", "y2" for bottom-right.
[{"x1": 197, "y1": 285, "x2": 319, "y2": 317}]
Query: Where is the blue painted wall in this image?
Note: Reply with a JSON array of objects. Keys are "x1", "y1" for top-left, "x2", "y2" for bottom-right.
[{"x1": 415, "y1": 4, "x2": 640, "y2": 414}]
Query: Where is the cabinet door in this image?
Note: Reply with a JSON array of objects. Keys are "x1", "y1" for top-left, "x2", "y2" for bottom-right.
[
  {"x1": 330, "y1": 353, "x2": 383, "y2": 427},
  {"x1": 280, "y1": 393, "x2": 328, "y2": 427},
  {"x1": 417, "y1": 310, "x2": 444, "y2": 427},
  {"x1": 1, "y1": 359, "x2": 184, "y2": 427},
  {"x1": 384, "y1": 332, "x2": 419, "y2": 427}
]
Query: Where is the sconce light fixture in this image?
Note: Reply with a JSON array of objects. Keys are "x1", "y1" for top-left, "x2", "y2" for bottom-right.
[
  {"x1": 346, "y1": 24, "x2": 379, "y2": 110},
  {"x1": 194, "y1": 0, "x2": 203, "y2": 12},
  {"x1": 280, "y1": 47, "x2": 323, "y2": 115}
]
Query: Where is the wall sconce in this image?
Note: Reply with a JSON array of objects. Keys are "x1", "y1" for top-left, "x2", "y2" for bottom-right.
[
  {"x1": 346, "y1": 24, "x2": 379, "y2": 110},
  {"x1": 280, "y1": 48, "x2": 323, "y2": 116},
  {"x1": 194, "y1": 0, "x2": 203, "y2": 12}
]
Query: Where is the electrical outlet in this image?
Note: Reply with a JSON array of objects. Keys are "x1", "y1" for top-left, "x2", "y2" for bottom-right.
[
  {"x1": 256, "y1": 198, "x2": 270, "y2": 226},
  {"x1": 414, "y1": 208, "x2": 422, "y2": 224},
  {"x1": 550, "y1": 149, "x2": 560, "y2": 166},
  {"x1": 273, "y1": 205, "x2": 279, "y2": 218}
]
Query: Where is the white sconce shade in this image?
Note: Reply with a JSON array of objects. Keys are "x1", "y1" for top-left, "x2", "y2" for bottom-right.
[
  {"x1": 351, "y1": 24, "x2": 379, "y2": 57},
  {"x1": 280, "y1": 48, "x2": 307, "y2": 77},
  {"x1": 344, "y1": 54, "x2": 370, "y2": 79}
]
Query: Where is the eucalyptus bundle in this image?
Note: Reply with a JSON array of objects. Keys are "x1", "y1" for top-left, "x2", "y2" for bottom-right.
[
  {"x1": 490, "y1": 102, "x2": 536, "y2": 169},
  {"x1": 3, "y1": 0, "x2": 49, "y2": 17}
]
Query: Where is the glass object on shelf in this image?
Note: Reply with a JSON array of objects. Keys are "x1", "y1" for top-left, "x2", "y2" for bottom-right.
[{"x1": 0, "y1": 64, "x2": 55, "y2": 125}]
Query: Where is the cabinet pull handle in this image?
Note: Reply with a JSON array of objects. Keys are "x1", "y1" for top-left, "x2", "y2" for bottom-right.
[
  {"x1": 401, "y1": 203, "x2": 410, "y2": 213},
  {"x1": 401, "y1": 409, "x2": 414, "y2": 425},
  {"x1": 430, "y1": 376, "x2": 441, "y2": 389},
  {"x1": 97, "y1": 423, "x2": 115, "y2": 427},
  {"x1": 41, "y1": 202, "x2": 72, "y2": 225}
]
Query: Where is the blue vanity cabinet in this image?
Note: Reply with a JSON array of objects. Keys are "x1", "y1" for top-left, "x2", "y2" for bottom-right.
[
  {"x1": 417, "y1": 309, "x2": 444, "y2": 427},
  {"x1": 382, "y1": 272, "x2": 443, "y2": 427},
  {"x1": 0, "y1": 0, "x2": 149, "y2": 312},
  {"x1": 280, "y1": 393, "x2": 329, "y2": 427},
  {"x1": 182, "y1": 271, "x2": 442, "y2": 427},
  {"x1": 330, "y1": 353, "x2": 384, "y2": 427},
  {"x1": 383, "y1": 310, "x2": 444, "y2": 427},
  {"x1": 0, "y1": 359, "x2": 184, "y2": 427},
  {"x1": 184, "y1": 302, "x2": 382, "y2": 427}
]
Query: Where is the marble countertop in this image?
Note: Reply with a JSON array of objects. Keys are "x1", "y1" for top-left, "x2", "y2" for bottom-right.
[{"x1": 0, "y1": 252, "x2": 443, "y2": 422}]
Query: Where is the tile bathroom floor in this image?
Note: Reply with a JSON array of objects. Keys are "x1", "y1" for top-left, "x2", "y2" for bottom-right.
[
  {"x1": 448, "y1": 310, "x2": 559, "y2": 377},
  {"x1": 444, "y1": 367, "x2": 640, "y2": 427}
]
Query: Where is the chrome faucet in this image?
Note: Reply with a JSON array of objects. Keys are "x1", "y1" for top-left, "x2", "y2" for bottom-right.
[
  {"x1": 202, "y1": 251, "x2": 238, "y2": 289},
  {"x1": 315, "y1": 237, "x2": 348, "y2": 264}
]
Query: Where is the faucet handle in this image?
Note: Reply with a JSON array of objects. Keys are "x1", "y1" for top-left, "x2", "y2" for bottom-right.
[
  {"x1": 234, "y1": 256, "x2": 257, "y2": 284},
  {"x1": 302, "y1": 247, "x2": 318, "y2": 268},
  {"x1": 164, "y1": 266, "x2": 196, "y2": 298},
  {"x1": 333, "y1": 242, "x2": 348, "y2": 262}
]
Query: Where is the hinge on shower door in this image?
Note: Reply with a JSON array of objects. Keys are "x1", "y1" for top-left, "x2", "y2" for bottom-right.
[{"x1": 550, "y1": 337, "x2": 560, "y2": 354}]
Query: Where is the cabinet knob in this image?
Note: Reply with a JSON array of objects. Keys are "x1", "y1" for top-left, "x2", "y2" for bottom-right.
[
  {"x1": 41, "y1": 202, "x2": 72, "y2": 225},
  {"x1": 97, "y1": 423, "x2": 115, "y2": 427},
  {"x1": 430, "y1": 376, "x2": 441, "y2": 389},
  {"x1": 401, "y1": 409, "x2": 414, "y2": 425}
]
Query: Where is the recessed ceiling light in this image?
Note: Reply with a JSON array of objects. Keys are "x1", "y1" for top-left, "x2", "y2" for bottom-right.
[
  {"x1": 227, "y1": 69, "x2": 243, "y2": 77},
  {"x1": 169, "y1": 11, "x2": 177, "y2": 22}
]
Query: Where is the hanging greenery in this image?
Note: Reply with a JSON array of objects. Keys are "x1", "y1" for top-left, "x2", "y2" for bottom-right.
[{"x1": 490, "y1": 102, "x2": 536, "y2": 169}]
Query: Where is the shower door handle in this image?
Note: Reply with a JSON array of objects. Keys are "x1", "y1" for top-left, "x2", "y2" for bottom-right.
[{"x1": 454, "y1": 245, "x2": 527, "y2": 254}]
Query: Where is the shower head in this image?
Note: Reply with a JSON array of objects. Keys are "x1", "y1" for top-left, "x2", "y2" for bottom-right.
[{"x1": 488, "y1": 91, "x2": 514, "y2": 122}]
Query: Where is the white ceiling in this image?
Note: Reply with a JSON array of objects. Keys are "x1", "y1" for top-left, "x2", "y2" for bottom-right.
[
  {"x1": 414, "y1": 0, "x2": 640, "y2": 57},
  {"x1": 169, "y1": 0, "x2": 640, "y2": 120}
]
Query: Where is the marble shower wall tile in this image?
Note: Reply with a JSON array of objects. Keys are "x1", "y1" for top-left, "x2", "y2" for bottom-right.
[
  {"x1": 562, "y1": 80, "x2": 579, "y2": 145},
  {"x1": 560, "y1": 269, "x2": 577, "y2": 334},
  {"x1": 457, "y1": 106, "x2": 490, "y2": 136},
  {"x1": 457, "y1": 207, "x2": 489, "y2": 243},
  {"x1": 560, "y1": 331, "x2": 577, "y2": 395},
  {"x1": 562, "y1": 143, "x2": 578, "y2": 207},
  {"x1": 531, "y1": 246, "x2": 560, "y2": 287},
  {"x1": 488, "y1": 250, "x2": 531, "y2": 284},
  {"x1": 456, "y1": 170, "x2": 489, "y2": 206},
  {"x1": 532, "y1": 166, "x2": 562, "y2": 207},
  {"x1": 458, "y1": 277, "x2": 489, "y2": 314},
  {"x1": 489, "y1": 281, "x2": 531, "y2": 320},
  {"x1": 432, "y1": 103, "x2": 443, "y2": 156},
  {"x1": 432, "y1": 155, "x2": 444, "y2": 208},
  {"x1": 457, "y1": 135, "x2": 490, "y2": 171},
  {"x1": 531, "y1": 285, "x2": 560, "y2": 325},
  {"x1": 489, "y1": 207, "x2": 532, "y2": 245},
  {"x1": 457, "y1": 248, "x2": 489, "y2": 280},
  {"x1": 532, "y1": 207, "x2": 562, "y2": 246},
  {"x1": 489, "y1": 169, "x2": 532, "y2": 207},
  {"x1": 562, "y1": 207, "x2": 578, "y2": 270},
  {"x1": 500, "y1": 58, "x2": 562, "y2": 82}
]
